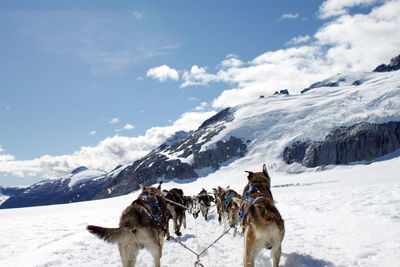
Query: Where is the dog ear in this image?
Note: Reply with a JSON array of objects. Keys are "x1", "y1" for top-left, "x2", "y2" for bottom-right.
[
  {"x1": 245, "y1": 171, "x2": 254, "y2": 178},
  {"x1": 139, "y1": 184, "x2": 145, "y2": 192},
  {"x1": 158, "y1": 181, "x2": 163, "y2": 190},
  {"x1": 262, "y1": 164, "x2": 270, "y2": 179}
]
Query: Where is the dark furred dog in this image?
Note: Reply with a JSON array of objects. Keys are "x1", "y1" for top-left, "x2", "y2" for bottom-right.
[
  {"x1": 197, "y1": 188, "x2": 214, "y2": 220},
  {"x1": 214, "y1": 186, "x2": 242, "y2": 236},
  {"x1": 164, "y1": 188, "x2": 187, "y2": 237},
  {"x1": 87, "y1": 182, "x2": 169, "y2": 267},
  {"x1": 240, "y1": 164, "x2": 285, "y2": 267}
]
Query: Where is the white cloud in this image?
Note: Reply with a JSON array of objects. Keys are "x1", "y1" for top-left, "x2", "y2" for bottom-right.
[
  {"x1": 0, "y1": 153, "x2": 15, "y2": 162},
  {"x1": 279, "y1": 13, "x2": 299, "y2": 21},
  {"x1": 0, "y1": 146, "x2": 15, "y2": 162},
  {"x1": 146, "y1": 65, "x2": 179, "y2": 82},
  {"x1": 117, "y1": 123, "x2": 135, "y2": 132},
  {"x1": 90, "y1": 131, "x2": 96, "y2": 136},
  {"x1": 181, "y1": 65, "x2": 220, "y2": 88},
  {"x1": 109, "y1": 117, "x2": 119, "y2": 124},
  {"x1": 123, "y1": 124, "x2": 134, "y2": 130},
  {"x1": 194, "y1": 102, "x2": 208, "y2": 111},
  {"x1": 219, "y1": 54, "x2": 244, "y2": 68},
  {"x1": 0, "y1": 110, "x2": 216, "y2": 179},
  {"x1": 318, "y1": 0, "x2": 380, "y2": 19},
  {"x1": 188, "y1": 97, "x2": 199, "y2": 102},
  {"x1": 285, "y1": 35, "x2": 312, "y2": 46}
]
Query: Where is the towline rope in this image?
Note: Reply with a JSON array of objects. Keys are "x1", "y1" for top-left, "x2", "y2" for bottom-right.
[{"x1": 154, "y1": 213, "x2": 239, "y2": 267}]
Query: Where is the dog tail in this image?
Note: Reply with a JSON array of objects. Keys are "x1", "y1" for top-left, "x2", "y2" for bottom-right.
[{"x1": 87, "y1": 225, "x2": 122, "y2": 244}]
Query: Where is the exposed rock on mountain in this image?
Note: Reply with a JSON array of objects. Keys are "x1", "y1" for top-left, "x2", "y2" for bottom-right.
[
  {"x1": 0, "y1": 186, "x2": 26, "y2": 197},
  {"x1": 283, "y1": 121, "x2": 400, "y2": 167},
  {"x1": 301, "y1": 80, "x2": 340, "y2": 94},
  {"x1": 374, "y1": 54, "x2": 400, "y2": 72}
]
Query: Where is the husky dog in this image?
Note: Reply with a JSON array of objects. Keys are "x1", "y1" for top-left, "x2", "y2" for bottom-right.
[
  {"x1": 87, "y1": 182, "x2": 169, "y2": 267},
  {"x1": 197, "y1": 188, "x2": 214, "y2": 220},
  {"x1": 215, "y1": 186, "x2": 242, "y2": 237},
  {"x1": 183, "y1": 195, "x2": 194, "y2": 214},
  {"x1": 164, "y1": 188, "x2": 187, "y2": 237},
  {"x1": 240, "y1": 164, "x2": 285, "y2": 267}
]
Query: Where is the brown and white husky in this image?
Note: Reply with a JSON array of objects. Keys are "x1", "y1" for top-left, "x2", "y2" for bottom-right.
[
  {"x1": 87, "y1": 182, "x2": 169, "y2": 267},
  {"x1": 240, "y1": 164, "x2": 285, "y2": 267}
]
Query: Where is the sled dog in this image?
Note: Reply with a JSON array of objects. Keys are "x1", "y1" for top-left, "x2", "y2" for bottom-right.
[
  {"x1": 197, "y1": 188, "x2": 214, "y2": 220},
  {"x1": 240, "y1": 164, "x2": 285, "y2": 267},
  {"x1": 214, "y1": 186, "x2": 242, "y2": 236},
  {"x1": 87, "y1": 182, "x2": 169, "y2": 267},
  {"x1": 164, "y1": 188, "x2": 187, "y2": 236}
]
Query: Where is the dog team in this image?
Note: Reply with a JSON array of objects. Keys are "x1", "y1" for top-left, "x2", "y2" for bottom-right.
[{"x1": 87, "y1": 164, "x2": 285, "y2": 267}]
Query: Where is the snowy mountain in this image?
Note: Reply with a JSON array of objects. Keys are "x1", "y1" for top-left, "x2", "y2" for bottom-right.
[
  {"x1": 0, "y1": 166, "x2": 122, "y2": 209},
  {"x1": 2, "y1": 55, "x2": 400, "y2": 210}
]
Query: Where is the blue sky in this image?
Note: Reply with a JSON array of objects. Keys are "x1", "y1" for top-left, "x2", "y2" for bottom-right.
[{"x1": 1, "y1": 0, "x2": 400, "y2": 186}]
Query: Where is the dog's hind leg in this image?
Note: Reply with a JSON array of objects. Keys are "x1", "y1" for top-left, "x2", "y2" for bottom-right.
[
  {"x1": 147, "y1": 232, "x2": 163, "y2": 267},
  {"x1": 118, "y1": 238, "x2": 138, "y2": 267},
  {"x1": 243, "y1": 227, "x2": 259, "y2": 267},
  {"x1": 270, "y1": 244, "x2": 282, "y2": 267},
  {"x1": 182, "y1": 213, "x2": 187, "y2": 229}
]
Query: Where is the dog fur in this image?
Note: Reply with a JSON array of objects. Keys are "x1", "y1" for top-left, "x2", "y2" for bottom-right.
[
  {"x1": 87, "y1": 182, "x2": 169, "y2": 267},
  {"x1": 240, "y1": 164, "x2": 285, "y2": 267}
]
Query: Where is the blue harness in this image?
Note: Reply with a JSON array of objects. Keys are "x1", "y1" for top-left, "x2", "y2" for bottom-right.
[
  {"x1": 138, "y1": 192, "x2": 160, "y2": 222},
  {"x1": 224, "y1": 192, "x2": 235, "y2": 209},
  {"x1": 239, "y1": 184, "x2": 269, "y2": 221}
]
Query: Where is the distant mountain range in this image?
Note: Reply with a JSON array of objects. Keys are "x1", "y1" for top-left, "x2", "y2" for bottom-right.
[{"x1": 2, "y1": 54, "x2": 400, "y2": 209}]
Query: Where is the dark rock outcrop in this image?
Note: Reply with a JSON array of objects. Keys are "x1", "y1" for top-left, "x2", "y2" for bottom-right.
[
  {"x1": 274, "y1": 89, "x2": 289, "y2": 95},
  {"x1": 374, "y1": 55, "x2": 400, "y2": 72},
  {"x1": 301, "y1": 80, "x2": 339, "y2": 94},
  {"x1": 0, "y1": 186, "x2": 27, "y2": 197},
  {"x1": 71, "y1": 166, "x2": 89, "y2": 174},
  {"x1": 283, "y1": 121, "x2": 400, "y2": 167}
]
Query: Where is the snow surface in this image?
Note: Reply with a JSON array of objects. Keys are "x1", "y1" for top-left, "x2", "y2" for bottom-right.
[
  {"x1": 0, "y1": 154, "x2": 399, "y2": 267},
  {"x1": 67, "y1": 169, "x2": 107, "y2": 188},
  {"x1": 0, "y1": 194, "x2": 9, "y2": 205},
  {"x1": 1, "y1": 70, "x2": 399, "y2": 266}
]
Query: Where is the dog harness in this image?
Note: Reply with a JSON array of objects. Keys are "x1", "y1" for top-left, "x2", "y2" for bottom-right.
[
  {"x1": 138, "y1": 192, "x2": 161, "y2": 222},
  {"x1": 239, "y1": 184, "x2": 269, "y2": 222},
  {"x1": 224, "y1": 192, "x2": 235, "y2": 209}
]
